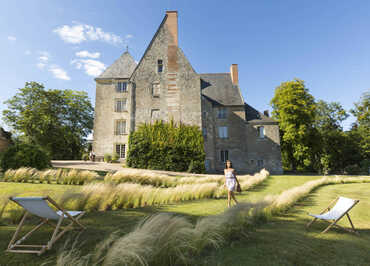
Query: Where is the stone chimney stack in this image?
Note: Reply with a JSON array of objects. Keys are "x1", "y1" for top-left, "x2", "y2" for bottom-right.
[
  {"x1": 230, "y1": 64, "x2": 239, "y2": 85},
  {"x1": 166, "y1": 11, "x2": 178, "y2": 46},
  {"x1": 165, "y1": 11, "x2": 181, "y2": 122},
  {"x1": 166, "y1": 11, "x2": 178, "y2": 72}
]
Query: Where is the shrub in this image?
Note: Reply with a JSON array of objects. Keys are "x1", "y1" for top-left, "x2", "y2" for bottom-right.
[
  {"x1": 104, "y1": 154, "x2": 112, "y2": 163},
  {"x1": 0, "y1": 143, "x2": 51, "y2": 171},
  {"x1": 344, "y1": 164, "x2": 362, "y2": 175},
  {"x1": 127, "y1": 120, "x2": 205, "y2": 173},
  {"x1": 82, "y1": 153, "x2": 89, "y2": 161},
  {"x1": 112, "y1": 153, "x2": 119, "y2": 162}
]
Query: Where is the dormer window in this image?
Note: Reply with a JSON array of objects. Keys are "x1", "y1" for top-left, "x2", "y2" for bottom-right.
[
  {"x1": 157, "y1": 60, "x2": 163, "y2": 73},
  {"x1": 258, "y1": 126, "x2": 265, "y2": 138},
  {"x1": 117, "y1": 82, "x2": 127, "y2": 92}
]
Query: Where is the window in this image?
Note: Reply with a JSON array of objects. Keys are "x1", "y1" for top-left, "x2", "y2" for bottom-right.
[
  {"x1": 218, "y1": 126, "x2": 228, "y2": 138},
  {"x1": 115, "y1": 98, "x2": 127, "y2": 112},
  {"x1": 257, "y1": 159, "x2": 264, "y2": 167},
  {"x1": 117, "y1": 82, "x2": 127, "y2": 92},
  {"x1": 116, "y1": 144, "x2": 126, "y2": 159},
  {"x1": 205, "y1": 159, "x2": 211, "y2": 171},
  {"x1": 151, "y1": 109, "x2": 160, "y2": 122},
  {"x1": 217, "y1": 108, "x2": 227, "y2": 119},
  {"x1": 115, "y1": 120, "x2": 126, "y2": 135},
  {"x1": 220, "y1": 150, "x2": 229, "y2": 162},
  {"x1": 258, "y1": 126, "x2": 265, "y2": 138},
  {"x1": 202, "y1": 127, "x2": 207, "y2": 140},
  {"x1": 157, "y1": 60, "x2": 163, "y2": 73},
  {"x1": 152, "y1": 83, "x2": 160, "y2": 97}
]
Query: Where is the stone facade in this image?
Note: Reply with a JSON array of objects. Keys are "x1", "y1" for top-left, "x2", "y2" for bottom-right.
[{"x1": 93, "y1": 11, "x2": 283, "y2": 174}]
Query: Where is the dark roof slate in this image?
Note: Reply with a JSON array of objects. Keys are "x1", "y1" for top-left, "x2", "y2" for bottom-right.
[
  {"x1": 97, "y1": 51, "x2": 137, "y2": 79},
  {"x1": 245, "y1": 104, "x2": 277, "y2": 124},
  {"x1": 200, "y1": 73, "x2": 244, "y2": 106}
]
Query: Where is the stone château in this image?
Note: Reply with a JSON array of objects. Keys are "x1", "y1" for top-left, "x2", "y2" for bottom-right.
[{"x1": 93, "y1": 11, "x2": 283, "y2": 174}]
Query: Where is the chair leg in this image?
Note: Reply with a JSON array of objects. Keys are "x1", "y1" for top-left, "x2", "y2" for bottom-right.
[
  {"x1": 52, "y1": 212, "x2": 86, "y2": 245},
  {"x1": 321, "y1": 220, "x2": 338, "y2": 234},
  {"x1": 7, "y1": 211, "x2": 28, "y2": 250},
  {"x1": 346, "y1": 214, "x2": 358, "y2": 235},
  {"x1": 306, "y1": 217, "x2": 317, "y2": 229},
  {"x1": 47, "y1": 216, "x2": 63, "y2": 250}
]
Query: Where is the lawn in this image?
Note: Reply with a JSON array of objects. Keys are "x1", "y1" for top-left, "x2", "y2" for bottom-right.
[
  {"x1": 0, "y1": 175, "x2": 369, "y2": 265},
  {"x1": 202, "y1": 183, "x2": 370, "y2": 266}
]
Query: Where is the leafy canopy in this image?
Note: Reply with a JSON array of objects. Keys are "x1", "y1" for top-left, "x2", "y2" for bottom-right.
[
  {"x1": 2, "y1": 82, "x2": 94, "y2": 159},
  {"x1": 271, "y1": 79, "x2": 317, "y2": 171}
]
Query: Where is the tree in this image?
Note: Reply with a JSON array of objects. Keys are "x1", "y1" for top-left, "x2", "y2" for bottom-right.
[
  {"x1": 3, "y1": 82, "x2": 94, "y2": 159},
  {"x1": 314, "y1": 100, "x2": 348, "y2": 131},
  {"x1": 270, "y1": 79, "x2": 318, "y2": 171},
  {"x1": 313, "y1": 100, "x2": 350, "y2": 173},
  {"x1": 0, "y1": 142, "x2": 51, "y2": 171},
  {"x1": 350, "y1": 91, "x2": 370, "y2": 161}
]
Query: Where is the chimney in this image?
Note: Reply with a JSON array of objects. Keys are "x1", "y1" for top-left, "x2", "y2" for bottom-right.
[
  {"x1": 230, "y1": 64, "x2": 239, "y2": 85},
  {"x1": 263, "y1": 110, "x2": 270, "y2": 117},
  {"x1": 166, "y1": 11, "x2": 178, "y2": 46}
]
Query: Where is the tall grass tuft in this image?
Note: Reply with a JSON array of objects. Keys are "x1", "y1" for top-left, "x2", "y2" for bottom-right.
[
  {"x1": 2, "y1": 167, "x2": 100, "y2": 185},
  {"x1": 266, "y1": 175, "x2": 370, "y2": 215}
]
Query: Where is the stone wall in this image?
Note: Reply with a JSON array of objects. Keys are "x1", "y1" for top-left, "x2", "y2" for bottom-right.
[
  {"x1": 93, "y1": 78, "x2": 131, "y2": 160},
  {"x1": 201, "y1": 99, "x2": 283, "y2": 174},
  {"x1": 244, "y1": 123, "x2": 283, "y2": 174},
  {"x1": 130, "y1": 16, "x2": 201, "y2": 129}
]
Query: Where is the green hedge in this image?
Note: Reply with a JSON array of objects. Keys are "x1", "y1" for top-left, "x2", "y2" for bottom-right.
[
  {"x1": 0, "y1": 143, "x2": 51, "y2": 171},
  {"x1": 127, "y1": 120, "x2": 205, "y2": 173}
]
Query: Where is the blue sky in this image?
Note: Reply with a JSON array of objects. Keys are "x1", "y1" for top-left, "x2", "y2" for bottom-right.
[{"x1": 1, "y1": 0, "x2": 369, "y2": 130}]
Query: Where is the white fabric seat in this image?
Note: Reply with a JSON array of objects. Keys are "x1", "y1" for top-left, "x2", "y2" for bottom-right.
[
  {"x1": 56, "y1": 210, "x2": 83, "y2": 218},
  {"x1": 309, "y1": 197, "x2": 357, "y2": 221},
  {"x1": 7, "y1": 196, "x2": 86, "y2": 255},
  {"x1": 11, "y1": 197, "x2": 81, "y2": 220},
  {"x1": 306, "y1": 196, "x2": 359, "y2": 234}
]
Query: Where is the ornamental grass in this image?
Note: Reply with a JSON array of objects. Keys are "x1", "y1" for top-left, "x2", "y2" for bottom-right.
[{"x1": 2, "y1": 168, "x2": 100, "y2": 185}]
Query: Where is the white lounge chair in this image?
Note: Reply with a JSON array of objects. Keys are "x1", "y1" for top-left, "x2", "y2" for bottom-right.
[
  {"x1": 6, "y1": 196, "x2": 86, "y2": 255},
  {"x1": 306, "y1": 196, "x2": 359, "y2": 234}
]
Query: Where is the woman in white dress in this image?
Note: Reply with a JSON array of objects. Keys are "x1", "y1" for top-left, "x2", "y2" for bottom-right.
[{"x1": 224, "y1": 160, "x2": 240, "y2": 207}]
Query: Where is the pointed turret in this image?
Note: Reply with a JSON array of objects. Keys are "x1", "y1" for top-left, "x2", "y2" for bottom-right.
[{"x1": 97, "y1": 51, "x2": 137, "y2": 79}]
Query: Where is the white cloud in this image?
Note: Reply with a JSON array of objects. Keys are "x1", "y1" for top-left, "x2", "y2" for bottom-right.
[
  {"x1": 76, "y1": 50, "x2": 100, "y2": 59},
  {"x1": 39, "y1": 55, "x2": 49, "y2": 62},
  {"x1": 49, "y1": 65, "x2": 70, "y2": 80},
  {"x1": 53, "y1": 23, "x2": 124, "y2": 45},
  {"x1": 7, "y1": 36, "x2": 16, "y2": 41},
  {"x1": 38, "y1": 51, "x2": 50, "y2": 62},
  {"x1": 53, "y1": 24, "x2": 86, "y2": 44},
  {"x1": 37, "y1": 62, "x2": 46, "y2": 69},
  {"x1": 71, "y1": 59, "x2": 106, "y2": 77},
  {"x1": 125, "y1": 34, "x2": 133, "y2": 39},
  {"x1": 25, "y1": 50, "x2": 31, "y2": 55}
]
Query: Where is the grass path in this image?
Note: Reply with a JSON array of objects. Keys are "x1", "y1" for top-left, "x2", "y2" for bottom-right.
[
  {"x1": 202, "y1": 183, "x2": 370, "y2": 266},
  {"x1": 0, "y1": 182, "x2": 79, "y2": 197},
  {"x1": 0, "y1": 175, "x2": 320, "y2": 265},
  {"x1": 161, "y1": 175, "x2": 323, "y2": 216}
]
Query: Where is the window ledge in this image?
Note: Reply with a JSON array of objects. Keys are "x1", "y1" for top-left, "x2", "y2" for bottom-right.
[{"x1": 114, "y1": 110, "x2": 129, "y2": 113}]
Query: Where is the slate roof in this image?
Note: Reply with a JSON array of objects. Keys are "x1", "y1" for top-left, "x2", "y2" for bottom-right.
[
  {"x1": 245, "y1": 104, "x2": 277, "y2": 124},
  {"x1": 96, "y1": 51, "x2": 137, "y2": 79},
  {"x1": 200, "y1": 73, "x2": 244, "y2": 106}
]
